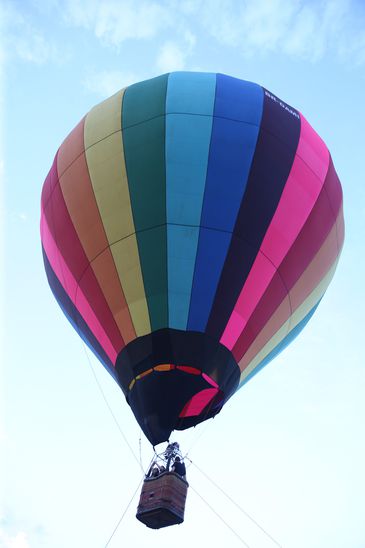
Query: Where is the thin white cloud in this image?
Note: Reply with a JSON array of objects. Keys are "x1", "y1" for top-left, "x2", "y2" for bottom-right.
[
  {"x1": 13, "y1": 33, "x2": 55, "y2": 65},
  {"x1": 1, "y1": 2, "x2": 60, "y2": 65},
  {"x1": 0, "y1": 530, "x2": 30, "y2": 548},
  {"x1": 282, "y1": 0, "x2": 351, "y2": 61},
  {"x1": 3, "y1": 0, "x2": 363, "y2": 69},
  {"x1": 8, "y1": 532, "x2": 30, "y2": 548},
  {"x1": 198, "y1": 0, "x2": 365, "y2": 63},
  {"x1": 6, "y1": 211, "x2": 29, "y2": 224},
  {"x1": 157, "y1": 42, "x2": 188, "y2": 72},
  {"x1": 156, "y1": 31, "x2": 196, "y2": 73},
  {"x1": 83, "y1": 69, "x2": 139, "y2": 97},
  {"x1": 203, "y1": 0, "x2": 299, "y2": 51},
  {"x1": 64, "y1": 0, "x2": 173, "y2": 46},
  {"x1": 16, "y1": 213, "x2": 28, "y2": 223},
  {"x1": 60, "y1": 0, "x2": 365, "y2": 65}
]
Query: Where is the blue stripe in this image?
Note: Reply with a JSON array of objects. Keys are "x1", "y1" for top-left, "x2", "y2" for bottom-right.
[
  {"x1": 165, "y1": 72, "x2": 216, "y2": 329},
  {"x1": 239, "y1": 301, "x2": 321, "y2": 388},
  {"x1": 188, "y1": 74, "x2": 264, "y2": 332}
]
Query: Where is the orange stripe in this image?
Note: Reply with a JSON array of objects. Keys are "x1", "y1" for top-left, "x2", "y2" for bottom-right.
[
  {"x1": 57, "y1": 118, "x2": 136, "y2": 345},
  {"x1": 58, "y1": 119, "x2": 106, "y2": 259},
  {"x1": 57, "y1": 117, "x2": 86, "y2": 177},
  {"x1": 91, "y1": 251, "x2": 136, "y2": 343},
  {"x1": 136, "y1": 368, "x2": 153, "y2": 380},
  {"x1": 154, "y1": 364, "x2": 175, "y2": 371}
]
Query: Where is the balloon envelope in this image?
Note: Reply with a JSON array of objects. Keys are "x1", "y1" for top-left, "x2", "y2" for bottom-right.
[{"x1": 40, "y1": 72, "x2": 344, "y2": 445}]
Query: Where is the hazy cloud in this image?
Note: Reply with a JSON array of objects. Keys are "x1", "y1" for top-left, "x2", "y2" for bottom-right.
[
  {"x1": 1, "y1": 2, "x2": 60, "y2": 65},
  {"x1": 198, "y1": 0, "x2": 365, "y2": 63},
  {"x1": 83, "y1": 69, "x2": 139, "y2": 97},
  {"x1": 59, "y1": 0, "x2": 365, "y2": 65},
  {"x1": 0, "y1": 530, "x2": 30, "y2": 548},
  {"x1": 16, "y1": 213, "x2": 28, "y2": 223},
  {"x1": 2, "y1": 0, "x2": 365, "y2": 68},
  {"x1": 156, "y1": 31, "x2": 196, "y2": 72},
  {"x1": 63, "y1": 0, "x2": 173, "y2": 46}
]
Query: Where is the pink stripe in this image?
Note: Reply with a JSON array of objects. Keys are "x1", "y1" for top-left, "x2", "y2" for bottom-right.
[
  {"x1": 297, "y1": 115, "x2": 328, "y2": 181},
  {"x1": 41, "y1": 155, "x2": 58, "y2": 210},
  {"x1": 179, "y1": 388, "x2": 219, "y2": 418},
  {"x1": 202, "y1": 373, "x2": 219, "y2": 388},
  {"x1": 41, "y1": 214, "x2": 117, "y2": 363},
  {"x1": 41, "y1": 146, "x2": 124, "y2": 354},
  {"x1": 220, "y1": 114, "x2": 329, "y2": 350}
]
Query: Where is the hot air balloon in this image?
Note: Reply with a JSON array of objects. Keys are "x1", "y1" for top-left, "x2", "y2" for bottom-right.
[{"x1": 40, "y1": 71, "x2": 344, "y2": 453}]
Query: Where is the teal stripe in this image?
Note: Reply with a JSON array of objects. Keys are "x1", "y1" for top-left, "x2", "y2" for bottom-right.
[
  {"x1": 165, "y1": 72, "x2": 216, "y2": 330},
  {"x1": 122, "y1": 74, "x2": 169, "y2": 330}
]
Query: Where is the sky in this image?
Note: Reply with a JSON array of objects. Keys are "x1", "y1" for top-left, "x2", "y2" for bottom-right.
[{"x1": 1, "y1": 0, "x2": 365, "y2": 547}]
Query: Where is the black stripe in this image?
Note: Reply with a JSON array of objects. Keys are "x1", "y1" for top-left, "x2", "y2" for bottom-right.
[{"x1": 206, "y1": 90, "x2": 301, "y2": 340}]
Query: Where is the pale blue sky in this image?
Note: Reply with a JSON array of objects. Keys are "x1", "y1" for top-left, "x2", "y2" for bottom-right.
[{"x1": 1, "y1": 1, "x2": 365, "y2": 547}]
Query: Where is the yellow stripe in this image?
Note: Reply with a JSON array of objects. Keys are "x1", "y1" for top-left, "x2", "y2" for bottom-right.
[
  {"x1": 84, "y1": 90, "x2": 151, "y2": 336},
  {"x1": 135, "y1": 368, "x2": 154, "y2": 381},
  {"x1": 239, "y1": 259, "x2": 338, "y2": 386}
]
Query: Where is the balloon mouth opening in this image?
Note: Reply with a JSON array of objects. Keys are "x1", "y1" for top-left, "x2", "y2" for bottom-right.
[
  {"x1": 127, "y1": 362, "x2": 223, "y2": 418},
  {"x1": 115, "y1": 328, "x2": 240, "y2": 445}
]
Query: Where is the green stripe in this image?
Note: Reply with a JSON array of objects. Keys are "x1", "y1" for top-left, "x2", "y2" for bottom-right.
[{"x1": 122, "y1": 74, "x2": 168, "y2": 331}]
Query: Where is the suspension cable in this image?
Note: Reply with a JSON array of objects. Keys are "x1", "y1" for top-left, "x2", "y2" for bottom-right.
[
  {"x1": 81, "y1": 344, "x2": 144, "y2": 473},
  {"x1": 104, "y1": 475, "x2": 144, "y2": 547},
  {"x1": 190, "y1": 484, "x2": 252, "y2": 548},
  {"x1": 183, "y1": 420, "x2": 213, "y2": 459},
  {"x1": 138, "y1": 431, "x2": 143, "y2": 470},
  {"x1": 188, "y1": 458, "x2": 282, "y2": 548}
]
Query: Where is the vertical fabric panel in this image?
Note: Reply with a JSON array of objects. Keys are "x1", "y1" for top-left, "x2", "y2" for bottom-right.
[
  {"x1": 58, "y1": 117, "x2": 134, "y2": 346},
  {"x1": 206, "y1": 89, "x2": 301, "y2": 339},
  {"x1": 165, "y1": 72, "x2": 216, "y2": 329},
  {"x1": 232, "y1": 170, "x2": 342, "y2": 363},
  {"x1": 41, "y1": 155, "x2": 60, "y2": 209},
  {"x1": 123, "y1": 74, "x2": 169, "y2": 331},
  {"x1": 220, "y1": 112, "x2": 329, "y2": 350},
  {"x1": 58, "y1": 119, "x2": 106, "y2": 259},
  {"x1": 237, "y1": 219, "x2": 340, "y2": 371},
  {"x1": 43, "y1": 249, "x2": 116, "y2": 377},
  {"x1": 41, "y1": 152, "x2": 123, "y2": 358},
  {"x1": 324, "y1": 155, "x2": 345, "y2": 250},
  {"x1": 188, "y1": 75, "x2": 264, "y2": 331},
  {"x1": 41, "y1": 212, "x2": 118, "y2": 363},
  {"x1": 239, "y1": 301, "x2": 320, "y2": 388},
  {"x1": 239, "y1": 258, "x2": 338, "y2": 384},
  {"x1": 84, "y1": 90, "x2": 148, "y2": 338}
]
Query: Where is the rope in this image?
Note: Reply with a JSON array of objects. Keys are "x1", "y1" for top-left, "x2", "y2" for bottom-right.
[
  {"x1": 183, "y1": 419, "x2": 213, "y2": 459},
  {"x1": 139, "y1": 431, "x2": 143, "y2": 470},
  {"x1": 104, "y1": 476, "x2": 144, "y2": 547},
  {"x1": 190, "y1": 484, "x2": 252, "y2": 548},
  {"x1": 188, "y1": 459, "x2": 282, "y2": 548},
  {"x1": 80, "y1": 345, "x2": 144, "y2": 472}
]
